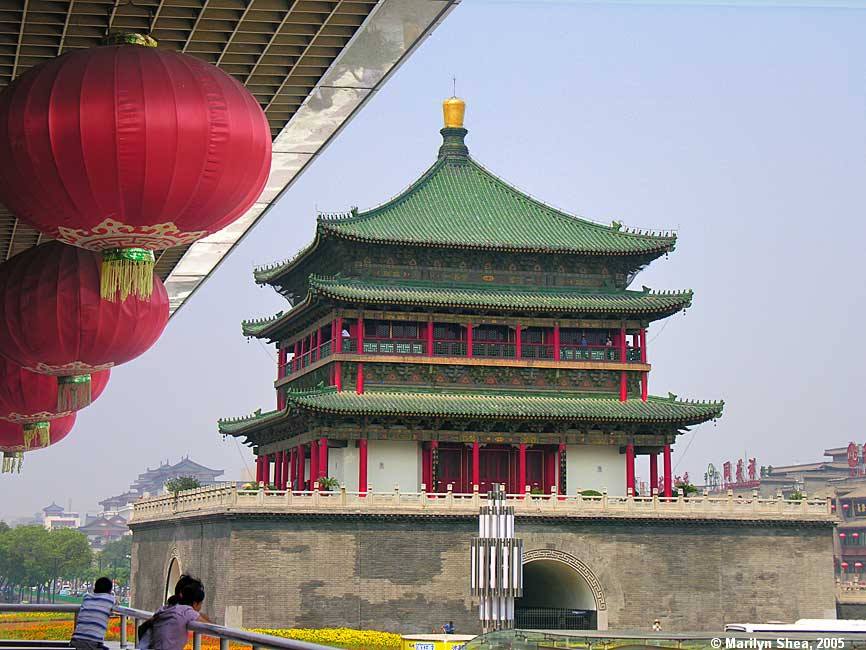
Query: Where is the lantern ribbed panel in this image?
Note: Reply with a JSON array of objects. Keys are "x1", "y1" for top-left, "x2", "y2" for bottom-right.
[
  {"x1": 0, "y1": 358, "x2": 110, "y2": 422},
  {"x1": 0, "y1": 242, "x2": 168, "y2": 374},
  {"x1": 0, "y1": 45, "x2": 271, "y2": 250}
]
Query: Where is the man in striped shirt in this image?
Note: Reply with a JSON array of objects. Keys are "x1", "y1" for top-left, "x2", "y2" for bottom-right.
[{"x1": 70, "y1": 577, "x2": 115, "y2": 650}]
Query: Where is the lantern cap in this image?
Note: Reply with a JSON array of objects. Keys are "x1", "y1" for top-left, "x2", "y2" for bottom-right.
[
  {"x1": 104, "y1": 33, "x2": 158, "y2": 47},
  {"x1": 439, "y1": 97, "x2": 469, "y2": 160}
]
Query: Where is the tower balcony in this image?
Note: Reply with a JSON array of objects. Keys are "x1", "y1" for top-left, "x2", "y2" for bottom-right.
[{"x1": 280, "y1": 318, "x2": 647, "y2": 379}]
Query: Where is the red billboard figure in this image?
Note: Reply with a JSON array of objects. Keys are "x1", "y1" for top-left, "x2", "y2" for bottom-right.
[
  {"x1": 723, "y1": 461, "x2": 732, "y2": 487},
  {"x1": 736, "y1": 459, "x2": 745, "y2": 484},
  {"x1": 748, "y1": 458, "x2": 757, "y2": 482}
]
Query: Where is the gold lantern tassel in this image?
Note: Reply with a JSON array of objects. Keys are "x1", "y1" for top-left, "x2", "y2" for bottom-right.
[
  {"x1": 101, "y1": 248, "x2": 155, "y2": 302},
  {"x1": 23, "y1": 422, "x2": 51, "y2": 449},
  {"x1": 57, "y1": 375, "x2": 92, "y2": 411},
  {"x1": 2, "y1": 452, "x2": 22, "y2": 474}
]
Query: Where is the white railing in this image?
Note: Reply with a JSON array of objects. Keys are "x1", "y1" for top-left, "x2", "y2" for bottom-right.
[
  {"x1": 0, "y1": 603, "x2": 334, "y2": 650},
  {"x1": 131, "y1": 483, "x2": 833, "y2": 524}
]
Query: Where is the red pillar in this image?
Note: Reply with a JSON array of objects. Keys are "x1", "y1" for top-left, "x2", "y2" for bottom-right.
[
  {"x1": 466, "y1": 322, "x2": 473, "y2": 357},
  {"x1": 427, "y1": 320, "x2": 434, "y2": 356},
  {"x1": 472, "y1": 441, "x2": 480, "y2": 490},
  {"x1": 518, "y1": 443, "x2": 527, "y2": 494},
  {"x1": 650, "y1": 453, "x2": 659, "y2": 494},
  {"x1": 316, "y1": 327, "x2": 323, "y2": 361},
  {"x1": 263, "y1": 454, "x2": 272, "y2": 486},
  {"x1": 297, "y1": 444, "x2": 306, "y2": 491},
  {"x1": 557, "y1": 443, "x2": 566, "y2": 495},
  {"x1": 356, "y1": 363, "x2": 364, "y2": 394},
  {"x1": 641, "y1": 373, "x2": 648, "y2": 402},
  {"x1": 293, "y1": 341, "x2": 300, "y2": 372},
  {"x1": 640, "y1": 328, "x2": 647, "y2": 362},
  {"x1": 515, "y1": 324, "x2": 522, "y2": 359},
  {"x1": 626, "y1": 443, "x2": 635, "y2": 494},
  {"x1": 663, "y1": 444, "x2": 673, "y2": 497},
  {"x1": 430, "y1": 440, "x2": 439, "y2": 492},
  {"x1": 335, "y1": 362, "x2": 343, "y2": 391},
  {"x1": 274, "y1": 451, "x2": 283, "y2": 490},
  {"x1": 620, "y1": 371, "x2": 628, "y2": 402},
  {"x1": 422, "y1": 444, "x2": 431, "y2": 490},
  {"x1": 545, "y1": 446, "x2": 557, "y2": 494},
  {"x1": 358, "y1": 439, "x2": 368, "y2": 494},
  {"x1": 357, "y1": 316, "x2": 364, "y2": 354},
  {"x1": 553, "y1": 323, "x2": 560, "y2": 361},
  {"x1": 309, "y1": 439, "x2": 319, "y2": 487},
  {"x1": 318, "y1": 437, "x2": 328, "y2": 480},
  {"x1": 255, "y1": 455, "x2": 263, "y2": 483}
]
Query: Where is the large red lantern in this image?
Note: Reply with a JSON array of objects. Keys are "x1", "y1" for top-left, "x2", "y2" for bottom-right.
[
  {"x1": 0, "y1": 36, "x2": 271, "y2": 301},
  {"x1": 0, "y1": 413, "x2": 75, "y2": 473},
  {"x1": 0, "y1": 358, "x2": 109, "y2": 442},
  {"x1": 0, "y1": 242, "x2": 167, "y2": 406}
]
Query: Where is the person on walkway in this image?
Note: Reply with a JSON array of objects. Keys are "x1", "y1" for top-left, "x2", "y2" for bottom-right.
[
  {"x1": 652, "y1": 619, "x2": 662, "y2": 632},
  {"x1": 138, "y1": 578, "x2": 210, "y2": 650},
  {"x1": 70, "y1": 577, "x2": 115, "y2": 650},
  {"x1": 442, "y1": 621, "x2": 455, "y2": 634}
]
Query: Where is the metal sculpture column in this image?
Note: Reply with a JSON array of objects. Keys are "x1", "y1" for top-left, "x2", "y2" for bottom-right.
[{"x1": 470, "y1": 485, "x2": 523, "y2": 633}]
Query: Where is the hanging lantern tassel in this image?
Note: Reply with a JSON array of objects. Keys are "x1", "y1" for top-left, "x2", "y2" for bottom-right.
[
  {"x1": 57, "y1": 375, "x2": 92, "y2": 411},
  {"x1": 101, "y1": 248, "x2": 155, "y2": 301},
  {"x1": 23, "y1": 422, "x2": 51, "y2": 449},
  {"x1": 1, "y1": 452, "x2": 22, "y2": 473}
]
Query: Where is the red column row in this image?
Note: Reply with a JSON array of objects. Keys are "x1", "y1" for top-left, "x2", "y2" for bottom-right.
[{"x1": 626, "y1": 445, "x2": 673, "y2": 497}]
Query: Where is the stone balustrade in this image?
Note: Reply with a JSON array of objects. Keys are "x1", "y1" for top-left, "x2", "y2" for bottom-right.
[{"x1": 131, "y1": 482, "x2": 833, "y2": 524}]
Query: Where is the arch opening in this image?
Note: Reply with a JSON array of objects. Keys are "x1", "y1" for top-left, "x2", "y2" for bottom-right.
[
  {"x1": 164, "y1": 557, "x2": 181, "y2": 604},
  {"x1": 516, "y1": 559, "x2": 598, "y2": 630}
]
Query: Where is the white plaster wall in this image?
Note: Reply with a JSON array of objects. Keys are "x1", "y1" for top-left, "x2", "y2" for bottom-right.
[
  {"x1": 328, "y1": 446, "x2": 359, "y2": 490},
  {"x1": 565, "y1": 445, "x2": 627, "y2": 496},
  {"x1": 367, "y1": 440, "x2": 421, "y2": 492}
]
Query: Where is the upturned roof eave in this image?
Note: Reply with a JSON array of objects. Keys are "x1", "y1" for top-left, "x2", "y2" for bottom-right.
[
  {"x1": 219, "y1": 389, "x2": 724, "y2": 439},
  {"x1": 241, "y1": 281, "x2": 693, "y2": 341}
]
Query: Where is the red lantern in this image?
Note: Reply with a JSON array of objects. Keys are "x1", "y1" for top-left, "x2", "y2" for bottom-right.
[
  {"x1": 0, "y1": 38, "x2": 271, "y2": 301},
  {"x1": 0, "y1": 242, "x2": 167, "y2": 406},
  {"x1": 844, "y1": 503, "x2": 850, "y2": 509},
  {"x1": 0, "y1": 357, "x2": 108, "y2": 442},
  {"x1": 855, "y1": 533, "x2": 861, "y2": 539},
  {"x1": 842, "y1": 562, "x2": 850, "y2": 569},
  {"x1": 0, "y1": 413, "x2": 75, "y2": 473},
  {"x1": 856, "y1": 562, "x2": 863, "y2": 569},
  {"x1": 840, "y1": 533, "x2": 847, "y2": 539}
]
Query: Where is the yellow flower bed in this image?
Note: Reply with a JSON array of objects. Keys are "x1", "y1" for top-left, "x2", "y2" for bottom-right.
[
  {"x1": 0, "y1": 612, "x2": 75, "y2": 622},
  {"x1": 251, "y1": 628, "x2": 401, "y2": 650}
]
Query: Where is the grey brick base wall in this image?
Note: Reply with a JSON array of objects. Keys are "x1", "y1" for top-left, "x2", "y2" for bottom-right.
[{"x1": 130, "y1": 514, "x2": 836, "y2": 633}]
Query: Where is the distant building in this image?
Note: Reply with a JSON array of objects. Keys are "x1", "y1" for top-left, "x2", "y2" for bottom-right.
[
  {"x1": 78, "y1": 514, "x2": 129, "y2": 549},
  {"x1": 41, "y1": 502, "x2": 80, "y2": 530},
  {"x1": 99, "y1": 457, "x2": 225, "y2": 518}
]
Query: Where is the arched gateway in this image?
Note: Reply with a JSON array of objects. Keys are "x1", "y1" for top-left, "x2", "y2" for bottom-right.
[{"x1": 517, "y1": 549, "x2": 608, "y2": 631}]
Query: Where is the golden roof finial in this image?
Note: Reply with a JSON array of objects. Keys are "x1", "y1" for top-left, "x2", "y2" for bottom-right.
[{"x1": 442, "y1": 92, "x2": 465, "y2": 129}]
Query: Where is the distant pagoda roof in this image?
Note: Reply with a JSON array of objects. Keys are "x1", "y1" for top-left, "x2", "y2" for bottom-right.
[
  {"x1": 242, "y1": 276, "x2": 693, "y2": 338},
  {"x1": 254, "y1": 123, "x2": 676, "y2": 286},
  {"x1": 219, "y1": 387, "x2": 723, "y2": 436}
]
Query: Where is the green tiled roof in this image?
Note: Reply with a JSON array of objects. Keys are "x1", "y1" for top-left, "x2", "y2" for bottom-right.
[
  {"x1": 218, "y1": 388, "x2": 724, "y2": 435},
  {"x1": 254, "y1": 148, "x2": 676, "y2": 284},
  {"x1": 242, "y1": 276, "x2": 692, "y2": 338}
]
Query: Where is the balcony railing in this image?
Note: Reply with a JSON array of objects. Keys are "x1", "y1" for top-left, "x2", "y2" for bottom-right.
[
  {"x1": 472, "y1": 341, "x2": 516, "y2": 358},
  {"x1": 132, "y1": 483, "x2": 833, "y2": 524}
]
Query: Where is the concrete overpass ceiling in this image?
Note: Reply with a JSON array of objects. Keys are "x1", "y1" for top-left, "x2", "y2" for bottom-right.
[{"x1": 0, "y1": 0, "x2": 459, "y2": 314}]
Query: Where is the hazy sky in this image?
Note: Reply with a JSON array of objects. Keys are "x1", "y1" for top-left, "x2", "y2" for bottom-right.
[{"x1": 3, "y1": 0, "x2": 865, "y2": 520}]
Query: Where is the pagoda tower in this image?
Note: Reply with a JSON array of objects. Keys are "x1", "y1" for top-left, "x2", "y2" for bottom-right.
[{"x1": 221, "y1": 98, "x2": 723, "y2": 498}]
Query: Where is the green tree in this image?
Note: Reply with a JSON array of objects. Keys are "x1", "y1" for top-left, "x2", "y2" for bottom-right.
[
  {"x1": 165, "y1": 476, "x2": 201, "y2": 495},
  {"x1": 99, "y1": 536, "x2": 132, "y2": 586}
]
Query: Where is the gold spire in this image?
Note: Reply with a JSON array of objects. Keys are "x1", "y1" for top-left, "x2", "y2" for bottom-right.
[{"x1": 442, "y1": 96, "x2": 465, "y2": 129}]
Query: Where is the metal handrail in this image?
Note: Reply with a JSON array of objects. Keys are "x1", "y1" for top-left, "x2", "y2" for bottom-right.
[{"x1": 0, "y1": 603, "x2": 337, "y2": 650}]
